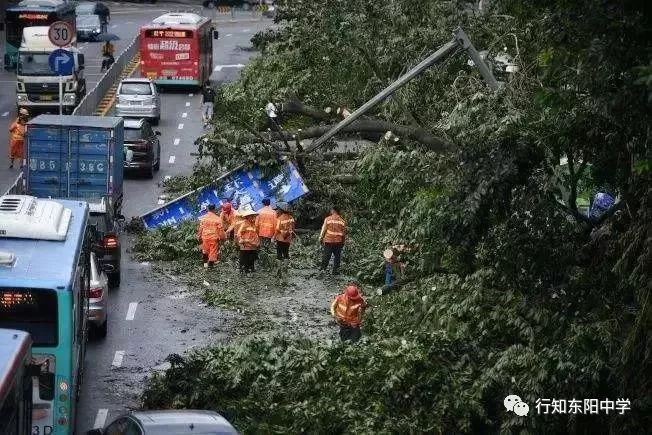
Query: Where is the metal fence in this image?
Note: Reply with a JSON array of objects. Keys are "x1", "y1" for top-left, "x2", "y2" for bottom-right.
[
  {"x1": 73, "y1": 35, "x2": 141, "y2": 116},
  {"x1": 3, "y1": 172, "x2": 25, "y2": 196}
]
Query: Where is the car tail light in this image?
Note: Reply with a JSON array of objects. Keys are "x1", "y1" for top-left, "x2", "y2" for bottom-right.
[
  {"x1": 103, "y1": 235, "x2": 119, "y2": 248},
  {"x1": 89, "y1": 286, "x2": 103, "y2": 299}
]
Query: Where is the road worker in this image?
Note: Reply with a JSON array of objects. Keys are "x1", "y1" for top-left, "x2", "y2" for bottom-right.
[
  {"x1": 219, "y1": 201, "x2": 235, "y2": 239},
  {"x1": 9, "y1": 108, "x2": 28, "y2": 169},
  {"x1": 237, "y1": 207, "x2": 260, "y2": 273},
  {"x1": 255, "y1": 197, "x2": 277, "y2": 248},
  {"x1": 227, "y1": 207, "x2": 246, "y2": 242},
  {"x1": 319, "y1": 205, "x2": 347, "y2": 275},
  {"x1": 330, "y1": 284, "x2": 367, "y2": 342},
  {"x1": 274, "y1": 202, "x2": 295, "y2": 260},
  {"x1": 383, "y1": 247, "x2": 407, "y2": 286},
  {"x1": 197, "y1": 204, "x2": 227, "y2": 268}
]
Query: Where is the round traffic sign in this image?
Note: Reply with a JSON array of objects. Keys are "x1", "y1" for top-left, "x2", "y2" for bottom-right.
[{"x1": 48, "y1": 21, "x2": 75, "y2": 47}]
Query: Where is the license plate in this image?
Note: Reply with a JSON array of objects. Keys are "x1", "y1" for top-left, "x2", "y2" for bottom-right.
[
  {"x1": 162, "y1": 69, "x2": 177, "y2": 75},
  {"x1": 39, "y1": 95, "x2": 53, "y2": 101},
  {"x1": 130, "y1": 101, "x2": 142, "y2": 106}
]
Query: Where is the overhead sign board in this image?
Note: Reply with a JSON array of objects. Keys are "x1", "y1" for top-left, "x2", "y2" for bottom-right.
[
  {"x1": 48, "y1": 49, "x2": 74, "y2": 76},
  {"x1": 141, "y1": 162, "x2": 310, "y2": 230},
  {"x1": 48, "y1": 21, "x2": 74, "y2": 47}
]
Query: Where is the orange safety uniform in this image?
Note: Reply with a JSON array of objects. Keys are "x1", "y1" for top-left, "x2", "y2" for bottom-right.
[
  {"x1": 274, "y1": 212, "x2": 295, "y2": 243},
  {"x1": 238, "y1": 222, "x2": 260, "y2": 251},
  {"x1": 320, "y1": 213, "x2": 346, "y2": 244},
  {"x1": 228, "y1": 215, "x2": 246, "y2": 241},
  {"x1": 255, "y1": 205, "x2": 277, "y2": 239},
  {"x1": 330, "y1": 294, "x2": 365, "y2": 327},
  {"x1": 220, "y1": 209, "x2": 235, "y2": 229},
  {"x1": 197, "y1": 211, "x2": 226, "y2": 262},
  {"x1": 9, "y1": 120, "x2": 25, "y2": 160}
]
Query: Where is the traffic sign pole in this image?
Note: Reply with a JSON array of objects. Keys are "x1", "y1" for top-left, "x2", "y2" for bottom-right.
[
  {"x1": 59, "y1": 75, "x2": 63, "y2": 116},
  {"x1": 48, "y1": 21, "x2": 74, "y2": 116}
]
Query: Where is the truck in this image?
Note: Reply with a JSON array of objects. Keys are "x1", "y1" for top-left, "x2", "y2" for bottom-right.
[
  {"x1": 23, "y1": 115, "x2": 124, "y2": 211},
  {"x1": 16, "y1": 26, "x2": 86, "y2": 114}
]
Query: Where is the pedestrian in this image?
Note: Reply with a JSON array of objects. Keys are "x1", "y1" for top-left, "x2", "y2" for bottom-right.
[
  {"x1": 383, "y1": 248, "x2": 405, "y2": 286},
  {"x1": 197, "y1": 204, "x2": 227, "y2": 268},
  {"x1": 274, "y1": 202, "x2": 295, "y2": 260},
  {"x1": 100, "y1": 41, "x2": 115, "y2": 71},
  {"x1": 9, "y1": 108, "x2": 29, "y2": 169},
  {"x1": 255, "y1": 198, "x2": 277, "y2": 249},
  {"x1": 319, "y1": 205, "x2": 346, "y2": 275},
  {"x1": 201, "y1": 81, "x2": 215, "y2": 128},
  {"x1": 219, "y1": 201, "x2": 235, "y2": 240},
  {"x1": 330, "y1": 284, "x2": 367, "y2": 342},
  {"x1": 237, "y1": 207, "x2": 260, "y2": 273}
]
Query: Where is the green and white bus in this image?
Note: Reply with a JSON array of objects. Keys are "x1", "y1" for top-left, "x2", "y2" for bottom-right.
[{"x1": 0, "y1": 195, "x2": 92, "y2": 435}]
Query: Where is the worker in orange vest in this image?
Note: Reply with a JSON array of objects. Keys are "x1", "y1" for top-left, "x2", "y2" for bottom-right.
[
  {"x1": 219, "y1": 201, "x2": 235, "y2": 239},
  {"x1": 319, "y1": 205, "x2": 346, "y2": 275},
  {"x1": 274, "y1": 202, "x2": 295, "y2": 260},
  {"x1": 330, "y1": 284, "x2": 367, "y2": 342},
  {"x1": 255, "y1": 197, "x2": 277, "y2": 248},
  {"x1": 9, "y1": 108, "x2": 29, "y2": 169},
  {"x1": 197, "y1": 204, "x2": 227, "y2": 268},
  {"x1": 237, "y1": 207, "x2": 260, "y2": 273},
  {"x1": 228, "y1": 207, "x2": 246, "y2": 243}
]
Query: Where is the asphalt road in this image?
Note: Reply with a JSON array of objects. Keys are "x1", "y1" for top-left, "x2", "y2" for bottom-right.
[{"x1": 0, "y1": 0, "x2": 271, "y2": 431}]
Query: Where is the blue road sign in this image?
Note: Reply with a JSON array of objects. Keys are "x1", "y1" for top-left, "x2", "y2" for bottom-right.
[{"x1": 48, "y1": 49, "x2": 74, "y2": 75}]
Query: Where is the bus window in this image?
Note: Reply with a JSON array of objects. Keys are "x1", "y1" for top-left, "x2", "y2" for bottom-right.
[{"x1": 0, "y1": 289, "x2": 58, "y2": 347}]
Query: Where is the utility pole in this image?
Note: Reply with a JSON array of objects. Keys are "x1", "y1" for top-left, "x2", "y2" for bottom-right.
[{"x1": 306, "y1": 27, "x2": 499, "y2": 153}]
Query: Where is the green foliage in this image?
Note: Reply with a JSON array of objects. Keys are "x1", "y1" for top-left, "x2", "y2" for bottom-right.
[{"x1": 141, "y1": 0, "x2": 651, "y2": 432}]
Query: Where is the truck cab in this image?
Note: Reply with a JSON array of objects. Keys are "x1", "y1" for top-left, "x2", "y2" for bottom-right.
[{"x1": 16, "y1": 26, "x2": 86, "y2": 114}]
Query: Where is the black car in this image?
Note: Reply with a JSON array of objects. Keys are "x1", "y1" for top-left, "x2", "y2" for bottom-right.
[
  {"x1": 89, "y1": 198, "x2": 123, "y2": 288},
  {"x1": 123, "y1": 118, "x2": 161, "y2": 179},
  {"x1": 76, "y1": 2, "x2": 110, "y2": 32}
]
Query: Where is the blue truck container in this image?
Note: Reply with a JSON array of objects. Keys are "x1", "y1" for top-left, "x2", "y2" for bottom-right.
[{"x1": 25, "y1": 115, "x2": 124, "y2": 207}]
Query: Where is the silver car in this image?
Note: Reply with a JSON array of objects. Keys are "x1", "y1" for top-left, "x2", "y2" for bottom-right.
[
  {"x1": 88, "y1": 251, "x2": 109, "y2": 338},
  {"x1": 115, "y1": 78, "x2": 161, "y2": 125},
  {"x1": 88, "y1": 410, "x2": 238, "y2": 435}
]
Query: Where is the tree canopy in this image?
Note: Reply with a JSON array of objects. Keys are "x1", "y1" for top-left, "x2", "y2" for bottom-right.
[{"x1": 143, "y1": 0, "x2": 651, "y2": 432}]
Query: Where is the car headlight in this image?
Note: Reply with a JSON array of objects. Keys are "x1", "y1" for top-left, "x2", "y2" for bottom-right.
[
  {"x1": 16, "y1": 82, "x2": 25, "y2": 92},
  {"x1": 93, "y1": 28, "x2": 100, "y2": 33},
  {"x1": 63, "y1": 93, "x2": 76, "y2": 104},
  {"x1": 17, "y1": 94, "x2": 28, "y2": 103}
]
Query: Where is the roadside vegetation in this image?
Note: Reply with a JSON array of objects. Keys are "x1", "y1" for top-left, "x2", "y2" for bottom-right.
[{"x1": 136, "y1": 0, "x2": 651, "y2": 432}]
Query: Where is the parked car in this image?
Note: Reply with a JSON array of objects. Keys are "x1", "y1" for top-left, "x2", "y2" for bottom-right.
[
  {"x1": 76, "y1": 1, "x2": 110, "y2": 32},
  {"x1": 89, "y1": 197, "x2": 123, "y2": 288},
  {"x1": 88, "y1": 410, "x2": 238, "y2": 435},
  {"x1": 76, "y1": 14, "x2": 103, "y2": 41},
  {"x1": 123, "y1": 118, "x2": 161, "y2": 179},
  {"x1": 88, "y1": 251, "x2": 109, "y2": 338},
  {"x1": 115, "y1": 78, "x2": 161, "y2": 125}
]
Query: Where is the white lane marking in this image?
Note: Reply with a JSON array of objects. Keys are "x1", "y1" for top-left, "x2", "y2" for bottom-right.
[
  {"x1": 185, "y1": 102, "x2": 190, "y2": 107},
  {"x1": 93, "y1": 409, "x2": 109, "y2": 429},
  {"x1": 111, "y1": 24, "x2": 117, "y2": 29},
  {"x1": 213, "y1": 64, "x2": 245, "y2": 72},
  {"x1": 173, "y1": 138, "x2": 180, "y2": 145},
  {"x1": 164, "y1": 175, "x2": 172, "y2": 182},
  {"x1": 126, "y1": 302, "x2": 138, "y2": 321},
  {"x1": 225, "y1": 33, "x2": 233, "y2": 37},
  {"x1": 242, "y1": 28, "x2": 251, "y2": 32},
  {"x1": 168, "y1": 155, "x2": 176, "y2": 164},
  {"x1": 125, "y1": 21, "x2": 134, "y2": 24},
  {"x1": 189, "y1": 93, "x2": 194, "y2": 97},
  {"x1": 112, "y1": 350, "x2": 125, "y2": 367},
  {"x1": 157, "y1": 199, "x2": 165, "y2": 205},
  {"x1": 178, "y1": 123, "x2": 184, "y2": 130},
  {"x1": 1, "y1": 112, "x2": 9, "y2": 117},
  {"x1": 181, "y1": 112, "x2": 188, "y2": 118}
]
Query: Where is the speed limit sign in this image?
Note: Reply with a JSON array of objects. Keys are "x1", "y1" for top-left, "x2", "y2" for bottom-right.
[{"x1": 48, "y1": 21, "x2": 75, "y2": 47}]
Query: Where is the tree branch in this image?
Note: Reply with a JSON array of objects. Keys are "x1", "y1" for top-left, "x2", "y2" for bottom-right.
[{"x1": 268, "y1": 120, "x2": 453, "y2": 152}]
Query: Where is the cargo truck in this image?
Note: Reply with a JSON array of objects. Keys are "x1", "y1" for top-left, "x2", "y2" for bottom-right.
[{"x1": 16, "y1": 26, "x2": 86, "y2": 114}]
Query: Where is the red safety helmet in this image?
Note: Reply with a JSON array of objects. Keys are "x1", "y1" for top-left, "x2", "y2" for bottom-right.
[
  {"x1": 222, "y1": 202, "x2": 232, "y2": 212},
  {"x1": 345, "y1": 285, "x2": 362, "y2": 300}
]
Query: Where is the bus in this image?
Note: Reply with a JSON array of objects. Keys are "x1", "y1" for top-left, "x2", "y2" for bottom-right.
[
  {"x1": 139, "y1": 12, "x2": 218, "y2": 87},
  {"x1": 4, "y1": 0, "x2": 76, "y2": 70},
  {"x1": 0, "y1": 329, "x2": 33, "y2": 435},
  {"x1": 0, "y1": 195, "x2": 92, "y2": 435}
]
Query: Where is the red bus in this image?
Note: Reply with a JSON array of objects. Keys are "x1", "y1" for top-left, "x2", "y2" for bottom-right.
[{"x1": 139, "y1": 13, "x2": 217, "y2": 87}]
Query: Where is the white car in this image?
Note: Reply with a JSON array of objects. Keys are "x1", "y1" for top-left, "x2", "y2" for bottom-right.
[{"x1": 88, "y1": 251, "x2": 109, "y2": 338}]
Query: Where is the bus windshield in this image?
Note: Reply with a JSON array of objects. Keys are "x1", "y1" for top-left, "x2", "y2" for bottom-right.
[
  {"x1": 17, "y1": 53, "x2": 52, "y2": 76},
  {"x1": 0, "y1": 288, "x2": 58, "y2": 347}
]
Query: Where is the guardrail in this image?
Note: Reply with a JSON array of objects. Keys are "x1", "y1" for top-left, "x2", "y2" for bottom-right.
[
  {"x1": 73, "y1": 35, "x2": 140, "y2": 116},
  {"x1": 3, "y1": 172, "x2": 25, "y2": 196}
]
